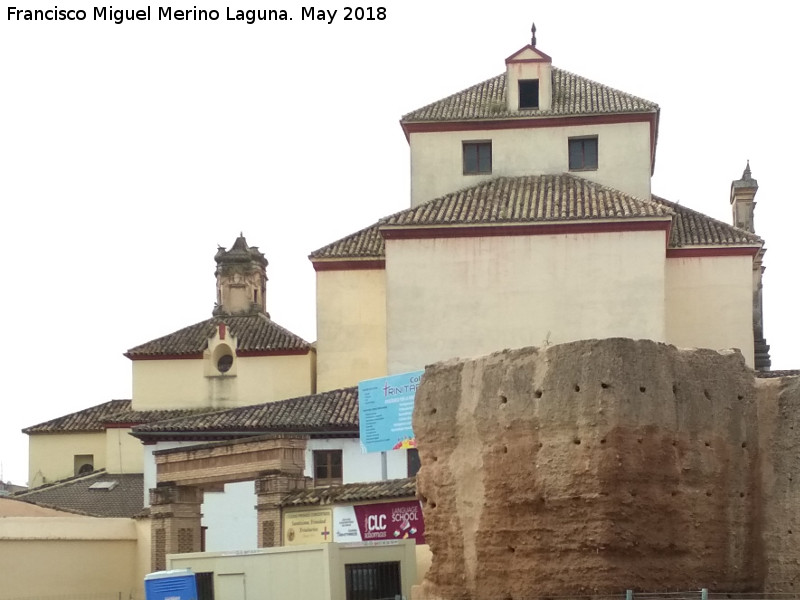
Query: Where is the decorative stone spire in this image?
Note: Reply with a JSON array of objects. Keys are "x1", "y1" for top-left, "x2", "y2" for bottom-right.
[
  {"x1": 531, "y1": 21, "x2": 537, "y2": 47},
  {"x1": 730, "y1": 160, "x2": 759, "y2": 233},
  {"x1": 729, "y1": 163, "x2": 770, "y2": 370},
  {"x1": 213, "y1": 234, "x2": 269, "y2": 317}
]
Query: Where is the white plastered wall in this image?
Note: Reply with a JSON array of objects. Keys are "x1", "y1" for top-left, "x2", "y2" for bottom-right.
[
  {"x1": 385, "y1": 230, "x2": 668, "y2": 374},
  {"x1": 409, "y1": 121, "x2": 652, "y2": 207},
  {"x1": 315, "y1": 268, "x2": 387, "y2": 392},
  {"x1": 131, "y1": 352, "x2": 313, "y2": 411},
  {"x1": 665, "y1": 254, "x2": 755, "y2": 367}
]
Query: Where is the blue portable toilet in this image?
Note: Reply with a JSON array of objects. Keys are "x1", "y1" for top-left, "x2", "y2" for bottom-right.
[{"x1": 144, "y1": 569, "x2": 198, "y2": 600}]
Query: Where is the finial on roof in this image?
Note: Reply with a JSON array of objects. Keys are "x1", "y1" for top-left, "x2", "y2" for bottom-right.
[
  {"x1": 531, "y1": 21, "x2": 537, "y2": 47},
  {"x1": 742, "y1": 160, "x2": 752, "y2": 180}
]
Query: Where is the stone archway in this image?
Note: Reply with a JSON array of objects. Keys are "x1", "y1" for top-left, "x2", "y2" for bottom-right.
[{"x1": 149, "y1": 434, "x2": 308, "y2": 571}]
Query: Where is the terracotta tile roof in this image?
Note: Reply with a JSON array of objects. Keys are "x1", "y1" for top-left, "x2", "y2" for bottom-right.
[
  {"x1": 131, "y1": 387, "x2": 359, "y2": 438},
  {"x1": 125, "y1": 313, "x2": 310, "y2": 358},
  {"x1": 12, "y1": 471, "x2": 144, "y2": 518},
  {"x1": 282, "y1": 477, "x2": 417, "y2": 507},
  {"x1": 401, "y1": 68, "x2": 658, "y2": 123},
  {"x1": 382, "y1": 174, "x2": 670, "y2": 226},
  {"x1": 22, "y1": 400, "x2": 214, "y2": 434},
  {"x1": 23, "y1": 400, "x2": 132, "y2": 434},
  {"x1": 311, "y1": 175, "x2": 763, "y2": 261},
  {"x1": 651, "y1": 196, "x2": 762, "y2": 248}
]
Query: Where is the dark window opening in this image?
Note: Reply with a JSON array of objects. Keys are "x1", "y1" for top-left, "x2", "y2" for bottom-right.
[
  {"x1": 217, "y1": 354, "x2": 233, "y2": 373},
  {"x1": 463, "y1": 141, "x2": 492, "y2": 175},
  {"x1": 196, "y1": 571, "x2": 215, "y2": 600},
  {"x1": 568, "y1": 137, "x2": 598, "y2": 170},
  {"x1": 78, "y1": 463, "x2": 94, "y2": 475},
  {"x1": 253, "y1": 289, "x2": 258, "y2": 303},
  {"x1": 314, "y1": 449, "x2": 343, "y2": 487},
  {"x1": 345, "y1": 561, "x2": 401, "y2": 600},
  {"x1": 407, "y1": 448, "x2": 421, "y2": 477},
  {"x1": 519, "y1": 79, "x2": 539, "y2": 109}
]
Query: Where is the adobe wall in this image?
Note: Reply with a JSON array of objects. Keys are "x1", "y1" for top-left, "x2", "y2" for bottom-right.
[
  {"x1": 757, "y1": 374, "x2": 800, "y2": 592},
  {"x1": 412, "y1": 338, "x2": 772, "y2": 599}
]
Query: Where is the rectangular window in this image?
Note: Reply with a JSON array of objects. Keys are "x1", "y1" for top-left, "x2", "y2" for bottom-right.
[
  {"x1": 518, "y1": 79, "x2": 539, "y2": 109},
  {"x1": 463, "y1": 141, "x2": 492, "y2": 175},
  {"x1": 313, "y1": 449, "x2": 343, "y2": 487},
  {"x1": 568, "y1": 136, "x2": 598, "y2": 171},
  {"x1": 407, "y1": 448, "x2": 421, "y2": 477}
]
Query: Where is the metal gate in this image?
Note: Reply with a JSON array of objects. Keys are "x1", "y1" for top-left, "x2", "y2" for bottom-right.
[{"x1": 344, "y1": 561, "x2": 401, "y2": 600}]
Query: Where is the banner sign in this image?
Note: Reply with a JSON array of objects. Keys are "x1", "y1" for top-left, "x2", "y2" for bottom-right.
[
  {"x1": 283, "y1": 509, "x2": 333, "y2": 546},
  {"x1": 333, "y1": 501, "x2": 425, "y2": 544},
  {"x1": 358, "y1": 370, "x2": 424, "y2": 453}
]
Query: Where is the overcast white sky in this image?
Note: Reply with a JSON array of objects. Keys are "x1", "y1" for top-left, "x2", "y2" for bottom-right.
[{"x1": 1, "y1": 1, "x2": 797, "y2": 486}]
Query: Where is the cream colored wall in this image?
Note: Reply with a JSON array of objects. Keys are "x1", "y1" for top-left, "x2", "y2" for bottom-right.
[
  {"x1": 28, "y1": 431, "x2": 106, "y2": 487},
  {"x1": 170, "y1": 540, "x2": 417, "y2": 600},
  {"x1": 105, "y1": 427, "x2": 144, "y2": 474},
  {"x1": 385, "y1": 230, "x2": 668, "y2": 374},
  {"x1": 316, "y1": 268, "x2": 387, "y2": 392},
  {"x1": 665, "y1": 254, "x2": 755, "y2": 367},
  {"x1": 132, "y1": 353, "x2": 314, "y2": 410},
  {"x1": 409, "y1": 121, "x2": 652, "y2": 206},
  {"x1": 0, "y1": 517, "x2": 139, "y2": 600}
]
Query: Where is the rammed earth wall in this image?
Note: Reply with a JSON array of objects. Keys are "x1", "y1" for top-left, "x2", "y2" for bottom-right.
[{"x1": 412, "y1": 338, "x2": 800, "y2": 599}]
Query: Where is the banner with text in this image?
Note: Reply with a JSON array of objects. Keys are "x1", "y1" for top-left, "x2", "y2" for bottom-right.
[
  {"x1": 333, "y1": 500, "x2": 425, "y2": 544},
  {"x1": 283, "y1": 509, "x2": 333, "y2": 546},
  {"x1": 358, "y1": 370, "x2": 424, "y2": 453}
]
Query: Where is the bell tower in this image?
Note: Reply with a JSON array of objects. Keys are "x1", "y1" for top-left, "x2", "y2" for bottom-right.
[{"x1": 213, "y1": 234, "x2": 268, "y2": 316}]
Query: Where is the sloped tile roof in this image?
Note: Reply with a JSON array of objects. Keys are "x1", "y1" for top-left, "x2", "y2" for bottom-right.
[
  {"x1": 131, "y1": 387, "x2": 359, "y2": 437},
  {"x1": 383, "y1": 174, "x2": 670, "y2": 225},
  {"x1": 23, "y1": 400, "x2": 214, "y2": 434},
  {"x1": 23, "y1": 400, "x2": 132, "y2": 434},
  {"x1": 311, "y1": 175, "x2": 762, "y2": 261},
  {"x1": 125, "y1": 313, "x2": 310, "y2": 358},
  {"x1": 401, "y1": 68, "x2": 658, "y2": 123},
  {"x1": 282, "y1": 477, "x2": 416, "y2": 507},
  {"x1": 12, "y1": 471, "x2": 144, "y2": 518},
  {"x1": 651, "y1": 195, "x2": 762, "y2": 247}
]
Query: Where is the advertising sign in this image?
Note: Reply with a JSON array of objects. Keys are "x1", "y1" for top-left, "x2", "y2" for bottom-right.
[
  {"x1": 358, "y1": 370, "x2": 424, "y2": 453},
  {"x1": 333, "y1": 501, "x2": 425, "y2": 544},
  {"x1": 282, "y1": 509, "x2": 333, "y2": 546}
]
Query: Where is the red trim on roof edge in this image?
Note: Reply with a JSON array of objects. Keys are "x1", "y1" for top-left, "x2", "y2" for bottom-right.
[
  {"x1": 380, "y1": 220, "x2": 671, "y2": 241},
  {"x1": 666, "y1": 247, "x2": 760, "y2": 258},
  {"x1": 311, "y1": 259, "x2": 386, "y2": 272},
  {"x1": 504, "y1": 45, "x2": 553, "y2": 64},
  {"x1": 402, "y1": 112, "x2": 654, "y2": 137}
]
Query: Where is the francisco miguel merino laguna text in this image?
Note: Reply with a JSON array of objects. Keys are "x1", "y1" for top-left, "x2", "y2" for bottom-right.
[{"x1": 7, "y1": 6, "x2": 387, "y2": 24}]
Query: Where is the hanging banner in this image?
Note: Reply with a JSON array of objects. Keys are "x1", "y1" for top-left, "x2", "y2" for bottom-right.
[
  {"x1": 358, "y1": 370, "x2": 424, "y2": 453},
  {"x1": 333, "y1": 501, "x2": 425, "y2": 544}
]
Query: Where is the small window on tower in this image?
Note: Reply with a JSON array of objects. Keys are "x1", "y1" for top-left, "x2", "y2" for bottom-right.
[
  {"x1": 519, "y1": 79, "x2": 539, "y2": 109},
  {"x1": 463, "y1": 141, "x2": 492, "y2": 175},
  {"x1": 568, "y1": 136, "x2": 598, "y2": 171}
]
